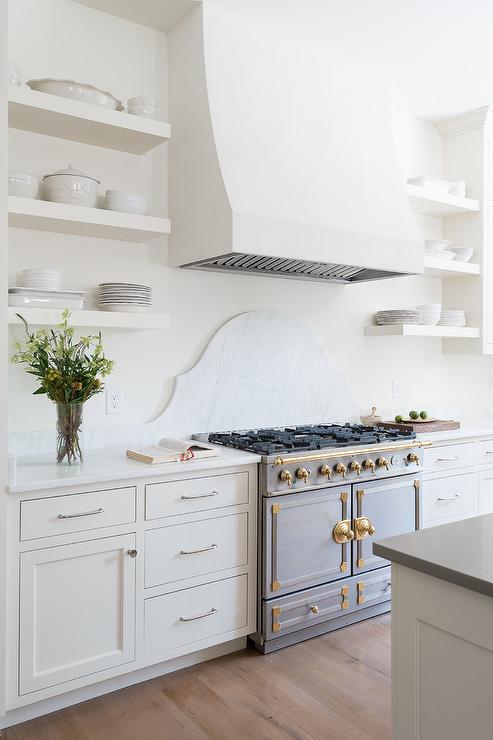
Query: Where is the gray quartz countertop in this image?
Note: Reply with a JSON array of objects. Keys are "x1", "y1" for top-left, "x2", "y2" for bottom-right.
[{"x1": 374, "y1": 514, "x2": 493, "y2": 598}]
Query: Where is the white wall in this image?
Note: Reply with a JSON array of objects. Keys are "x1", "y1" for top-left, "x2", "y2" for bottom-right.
[{"x1": 8, "y1": 0, "x2": 493, "y2": 440}]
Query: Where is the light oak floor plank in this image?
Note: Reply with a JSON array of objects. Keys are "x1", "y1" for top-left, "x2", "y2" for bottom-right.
[{"x1": 4, "y1": 615, "x2": 391, "y2": 740}]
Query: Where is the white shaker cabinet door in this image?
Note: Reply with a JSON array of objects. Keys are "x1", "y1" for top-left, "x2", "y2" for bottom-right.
[{"x1": 19, "y1": 534, "x2": 136, "y2": 695}]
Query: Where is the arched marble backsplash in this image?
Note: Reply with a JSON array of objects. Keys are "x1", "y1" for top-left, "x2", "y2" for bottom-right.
[{"x1": 10, "y1": 310, "x2": 361, "y2": 455}]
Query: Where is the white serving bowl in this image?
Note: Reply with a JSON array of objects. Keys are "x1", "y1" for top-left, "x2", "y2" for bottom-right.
[
  {"x1": 105, "y1": 190, "x2": 148, "y2": 215},
  {"x1": 42, "y1": 164, "x2": 100, "y2": 208},
  {"x1": 424, "y1": 239, "x2": 451, "y2": 251},
  {"x1": 8, "y1": 172, "x2": 39, "y2": 199},
  {"x1": 127, "y1": 96, "x2": 157, "y2": 119},
  {"x1": 20, "y1": 269, "x2": 61, "y2": 290},
  {"x1": 416, "y1": 303, "x2": 442, "y2": 326},
  {"x1": 27, "y1": 79, "x2": 123, "y2": 111},
  {"x1": 450, "y1": 247, "x2": 474, "y2": 263}
]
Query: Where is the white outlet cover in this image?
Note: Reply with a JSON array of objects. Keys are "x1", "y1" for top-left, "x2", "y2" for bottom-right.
[{"x1": 106, "y1": 388, "x2": 123, "y2": 415}]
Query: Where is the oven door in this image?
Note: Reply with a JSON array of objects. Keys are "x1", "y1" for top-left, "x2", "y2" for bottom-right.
[
  {"x1": 262, "y1": 485, "x2": 351, "y2": 599},
  {"x1": 352, "y1": 474, "x2": 420, "y2": 575}
]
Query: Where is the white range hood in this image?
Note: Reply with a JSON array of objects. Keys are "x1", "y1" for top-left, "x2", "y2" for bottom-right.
[{"x1": 168, "y1": 1, "x2": 423, "y2": 283}]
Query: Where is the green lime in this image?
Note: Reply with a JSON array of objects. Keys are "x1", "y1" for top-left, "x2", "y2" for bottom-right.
[
  {"x1": 409, "y1": 410, "x2": 419, "y2": 420},
  {"x1": 420, "y1": 410, "x2": 428, "y2": 419},
  {"x1": 395, "y1": 415, "x2": 403, "y2": 423}
]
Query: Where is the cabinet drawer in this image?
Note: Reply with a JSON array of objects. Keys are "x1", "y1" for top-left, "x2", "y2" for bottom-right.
[
  {"x1": 145, "y1": 513, "x2": 248, "y2": 588},
  {"x1": 477, "y1": 440, "x2": 493, "y2": 466},
  {"x1": 144, "y1": 575, "x2": 248, "y2": 656},
  {"x1": 145, "y1": 472, "x2": 249, "y2": 520},
  {"x1": 263, "y1": 568, "x2": 391, "y2": 641},
  {"x1": 423, "y1": 443, "x2": 475, "y2": 473},
  {"x1": 422, "y1": 472, "x2": 478, "y2": 525},
  {"x1": 20, "y1": 487, "x2": 136, "y2": 541},
  {"x1": 479, "y1": 470, "x2": 493, "y2": 515}
]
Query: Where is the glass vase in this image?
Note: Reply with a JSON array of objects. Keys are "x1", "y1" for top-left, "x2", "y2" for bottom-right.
[{"x1": 56, "y1": 403, "x2": 84, "y2": 465}]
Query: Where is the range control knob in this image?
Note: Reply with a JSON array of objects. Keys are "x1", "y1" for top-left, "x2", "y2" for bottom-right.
[
  {"x1": 280, "y1": 469, "x2": 293, "y2": 486},
  {"x1": 349, "y1": 461, "x2": 361, "y2": 476},
  {"x1": 376, "y1": 457, "x2": 389, "y2": 471},
  {"x1": 362, "y1": 459, "x2": 376, "y2": 474},
  {"x1": 320, "y1": 464, "x2": 332, "y2": 479},
  {"x1": 407, "y1": 452, "x2": 420, "y2": 466},
  {"x1": 334, "y1": 462, "x2": 347, "y2": 478},
  {"x1": 296, "y1": 467, "x2": 310, "y2": 483}
]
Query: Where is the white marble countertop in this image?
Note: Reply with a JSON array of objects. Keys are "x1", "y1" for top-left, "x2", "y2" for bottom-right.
[
  {"x1": 416, "y1": 418, "x2": 493, "y2": 444},
  {"x1": 8, "y1": 445, "x2": 261, "y2": 494}
]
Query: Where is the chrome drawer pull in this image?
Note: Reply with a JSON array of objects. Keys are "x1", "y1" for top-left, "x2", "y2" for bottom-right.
[
  {"x1": 181, "y1": 491, "x2": 219, "y2": 500},
  {"x1": 436, "y1": 456, "x2": 461, "y2": 462},
  {"x1": 179, "y1": 607, "x2": 218, "y2": 622},
  {"x1": 58, "y1": 506, "x2": 104, "y2": 519},
  {"x1": 486, "y1": 451, "x2": 493, "y2": 455},
  {"x1": 180, "y1": 544, "x2": 218, "y2": 555},
  {"x1": 437, "y1": 494, "x2": 461, "y2": 502}
]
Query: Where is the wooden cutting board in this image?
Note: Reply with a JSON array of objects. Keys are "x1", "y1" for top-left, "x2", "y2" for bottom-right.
[{"x1": 379, "y1": 419, "x2": 461, "y2": 433}]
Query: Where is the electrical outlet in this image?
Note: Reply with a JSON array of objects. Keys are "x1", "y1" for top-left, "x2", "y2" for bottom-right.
[
  {"x1": 106, "y1": 388, "x2": 123, "y2": 415},
  {"x1": 392, "y1": 380, "x2": 400, "y2": 400}
]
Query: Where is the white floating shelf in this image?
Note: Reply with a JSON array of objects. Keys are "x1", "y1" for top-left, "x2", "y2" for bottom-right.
[
  {"x1": 8, "y1": 86, "x2": 170, "y2": 154},
  {"x1": 405, "y1": 184, "x2": 480, "y2": 217},
  {"x1": 365, "y1": 324, "x2": 480, "y2": 338},
  {"x1": 423, "y1": 256, "x2": 480, "y2": 277},
  {"x1": 8, "y1": 197, "x2": 170, "y2": 243},
  {"x1": 8, "y1": 307, "x2": 170, "y2": 331}
]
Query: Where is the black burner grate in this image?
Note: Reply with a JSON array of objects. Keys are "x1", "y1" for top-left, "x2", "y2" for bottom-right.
[{"x1": 208, "y1": 423, "x2": 416, "y2": 455}]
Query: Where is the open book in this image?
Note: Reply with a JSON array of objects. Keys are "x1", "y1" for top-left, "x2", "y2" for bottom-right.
[{"x1": 126, "y1": 437, "x2": 219, "y2": 465}]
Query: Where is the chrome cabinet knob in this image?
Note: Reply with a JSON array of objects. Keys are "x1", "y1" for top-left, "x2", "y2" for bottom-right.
[
  {"x1": 127, "y1": 549, "x2": 138, "y2": 558},
  {"x1": 334, "y1": 462, "x2": 347, "y2": 478},
  {"x1": 296, "y1": 467, "x2": 310, "y2": 483}
]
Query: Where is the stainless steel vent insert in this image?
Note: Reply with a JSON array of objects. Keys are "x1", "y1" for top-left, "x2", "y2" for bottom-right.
[{"x1": 183, "y1": 253, "x2": 410, "y2": 284}]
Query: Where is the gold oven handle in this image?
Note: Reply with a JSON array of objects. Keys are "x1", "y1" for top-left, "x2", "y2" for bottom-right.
[
  {"x1": 354, "y1": 516, "x2": 376, "y2": 540},
  {"x1": 333, "y1": 520, "x2": 355, "y2": 544}
]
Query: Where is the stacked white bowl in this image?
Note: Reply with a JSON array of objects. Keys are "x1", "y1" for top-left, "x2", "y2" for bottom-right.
[
  {"x1": 424, "y1": 240, "x2": 455, "y2": 260},
  {"x1": 438, "y1": 309, "x2": 466, "y2": 327},
  {"x1": 450, "y1": 247, "x2": 474, "y2": 263},
  {"x1": 416, "y1": 303, "x2": 441, "y2": 326},
  {"x1": 376, "y1": 309, "x2": 421, "y2": 325},
  {"x1": 98, "y1": 283, "x2": 152, "y2": 312},
  {"x1": 20, "y1": 269, "x2": 61, "y2": 291},
  {"x1": 105, "y1": 190, "x2": 148, "y2": 215}
]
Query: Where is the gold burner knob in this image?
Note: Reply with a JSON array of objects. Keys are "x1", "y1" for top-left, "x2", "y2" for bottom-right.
[
  {"x1": 320, "y1": 464, "x2": 332, "y2": 479},
  {"x1": 362, "y1": 459, "x2": 376, "y2": 473},
  {"x1": 333, "y1": 520, "x2": 355, "y2": 544},
  {"x1": 376, "y1": 457, "x2": 389, "y2": 471},
  {"x1": 349, "y1": 461, "x2": 361, "y2": 476},
  {"x1": 309, "y1": 604, "x2": 319, "y2": 614},
  {"x1": 296, "y1": 467, "x2": 310, "y2": 483},
  {"x1": 280, "y1": 469, "x2": 293, "y2": 486},
  {"x1": 407, "y1": 452, "x2": 420, "y2": 466},
  {"x1": 334, "y1": 462, "x2": 347, "y2": 478}
]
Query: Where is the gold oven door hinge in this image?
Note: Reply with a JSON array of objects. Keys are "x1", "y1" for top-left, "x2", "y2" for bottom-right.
[
  {"x1": 272, "y1": 606, "x2": 282, "y2": 632},
  {"x1": 341, "y1": 585, "x2": 349, "y2": 610},
  {"x1": 357, "y1": 582, "x2": 365, "y2": 605}
]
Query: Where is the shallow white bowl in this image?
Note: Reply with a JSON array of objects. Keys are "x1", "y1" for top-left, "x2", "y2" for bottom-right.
[
  {"x1": 127, "y1": 97, "x2": 157, "y2": 119},
  {"x1": 450, "y1": 247, "x2": 474, "y2": 263},
  {"x1": 8, "y1": 172, "x2": 39, "y2": 199},
  {"x1": 27, "y1": 79, "x2": 123, "y2": 111}
]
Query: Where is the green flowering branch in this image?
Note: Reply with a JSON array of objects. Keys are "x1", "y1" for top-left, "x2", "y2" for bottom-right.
[{"x1": 11, "y1": 309, "x2": 114, "y2": 405}]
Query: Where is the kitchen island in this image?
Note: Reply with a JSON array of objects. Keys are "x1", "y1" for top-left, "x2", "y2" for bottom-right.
[{"x1": 374, "y1": 516, "x2": 493, "y2": 740}]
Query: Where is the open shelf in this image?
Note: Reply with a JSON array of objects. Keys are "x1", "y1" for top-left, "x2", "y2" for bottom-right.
[
  {"x1": 365, "y1": 324, "x2": 479, "y2": 338},
  {"x1": 8, "y1": 85, "x2": 170, "y2": 154},
  {"x1": 423, "y1": 256, "x2": 480, "y2": 277},
  {"x1": 8, "y1": 307, "x2": 170, "y2": 331},
  {"x1": 8, "y1": 197, "x2": 170, "y2": 243},
  {"x1": 405, "y1": 184, "x2": 480, "y2": 217}
]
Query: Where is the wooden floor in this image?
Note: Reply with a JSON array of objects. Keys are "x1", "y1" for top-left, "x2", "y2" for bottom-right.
[{"x1": 4, "y1": 614, "x2": 391, "y2": 740}]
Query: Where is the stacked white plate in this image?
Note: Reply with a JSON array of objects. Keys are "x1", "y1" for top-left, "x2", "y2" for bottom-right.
[
  {"x1": 424, "y1": 240, "x2": 455, "y2": 261},
  {"x1": 450, "y1": 247, "x2": 474, "y2": 263},
  {"x1": 376, "y1": 310, "x2": 421, "y2": 325},
  {"x1": 98, "y1": 283, "x2": 152, "y2": 312},
  {"x1": 438, "y1": 309, "x2": 466, "y2": 327},
  {"x1": 20, "y1": 269, "x2": 61, "y2": 290}
]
